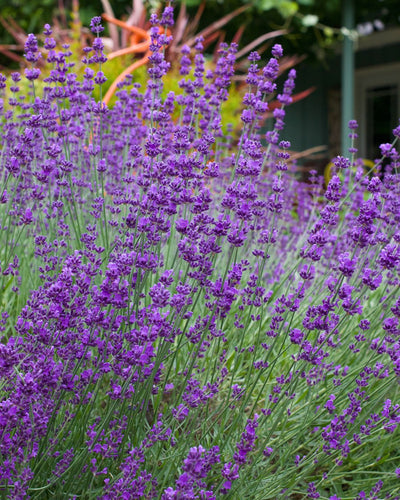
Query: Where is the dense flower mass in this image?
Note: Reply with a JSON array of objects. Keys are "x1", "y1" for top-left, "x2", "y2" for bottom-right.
[{"x1": 1, "y1": 4, "x2": 400, "y2": 499}]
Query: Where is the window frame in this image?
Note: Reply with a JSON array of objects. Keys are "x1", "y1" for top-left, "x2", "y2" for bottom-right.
[{"x1": 355, "y1": 62, "x2": 400, "y2": 158}]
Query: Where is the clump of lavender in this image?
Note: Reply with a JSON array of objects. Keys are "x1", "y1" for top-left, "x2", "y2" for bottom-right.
[{"x1": 1, "y1": 3, "x2": 400, "y2": 499}]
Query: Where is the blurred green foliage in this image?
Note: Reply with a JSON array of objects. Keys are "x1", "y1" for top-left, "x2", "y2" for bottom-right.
[
  {"x1": 180, "y1": 0, "x2": 400, "y2": 64},
  {"x1": 0, "y1": 0, "x2": 55, "y2": 34},
  {"x1": 1, "y1": 0, "x2": 400, "y2": 70},
  {"x1": 2, "y1": 0, "x2": 400, "y2": 40}
]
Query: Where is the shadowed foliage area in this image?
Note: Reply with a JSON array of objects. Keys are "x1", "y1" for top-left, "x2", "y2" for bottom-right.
[{"x1": 1, "y1": 0, "x2": 400, "y2": 67}]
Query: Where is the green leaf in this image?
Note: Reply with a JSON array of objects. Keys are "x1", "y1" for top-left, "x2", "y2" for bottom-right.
[
  {"x1": 277, "y1": 1, "x2": 299, "y2": 17},
  {"x1": 259, "y1": 0, "x2": 277, "y2": 10},
  {"x1": 297, "y1": 0, "x2": 315, "y2": 5},
  {"x1": 258, "y1": 0, "x2": 302, "y2": 16},
  {"x1": 323, "y1": 26, "x2": 334, "y2": 38},
  {"x1": 183, "y1": 0, "x2": 203, "y2": 7}
]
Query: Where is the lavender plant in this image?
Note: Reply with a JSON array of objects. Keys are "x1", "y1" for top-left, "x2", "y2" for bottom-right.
[{"x1": 1, "y1": 4, "x2": 400, "y2": 499}]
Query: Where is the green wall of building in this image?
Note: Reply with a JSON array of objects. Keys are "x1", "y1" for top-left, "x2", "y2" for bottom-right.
[{"x1": 282, "y1": 40, "x2": 400, "y2": 160}]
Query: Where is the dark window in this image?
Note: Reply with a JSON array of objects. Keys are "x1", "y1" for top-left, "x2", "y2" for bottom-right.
[{"x1": 366, "y1": 84, "x2": 398, "y2": 160}]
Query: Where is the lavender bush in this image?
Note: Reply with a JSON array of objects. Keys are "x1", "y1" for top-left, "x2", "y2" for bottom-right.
[{"x1": 1, "y1": 4, "x2": 400, "y2": 499}]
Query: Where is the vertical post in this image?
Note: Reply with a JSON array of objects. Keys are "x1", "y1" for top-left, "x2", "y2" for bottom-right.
[{"x1": 341, "y1": 0, "x2": 355, "y2": 156}]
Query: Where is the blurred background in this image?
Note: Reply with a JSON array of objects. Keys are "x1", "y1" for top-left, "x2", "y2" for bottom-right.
[{"x1": 1, "y1": 0, "x2": 400, "y2": 173}]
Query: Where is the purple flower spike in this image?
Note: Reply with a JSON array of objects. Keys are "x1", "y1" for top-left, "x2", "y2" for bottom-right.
[
  {"x1": 43, "y1": 23, "x2": 52, "y2": 35},
  {"x1": 393, "y1": 121, "x2": 400, "y2": 137},
  {"x1": 161, "y1": 6, "x2": 175, "y2": 27},
  {"x1": 271, "y1": 44, "x2": 284, "y2": 58},
  {"x1": 277, "y1": 69, "x2": 296, "y2": 105},
  {"x1": 24, "y1": 33, "x2": 41, "y2": 63},
  {"x1": 233, "y1": 414, "x2": 259, "y2": 465},
  {"x1": 90, "y1": 16, "x2": 104, "y2": 34},
  {"x1": 348, "y1": 119, "x2": 358, "y2": 130}
]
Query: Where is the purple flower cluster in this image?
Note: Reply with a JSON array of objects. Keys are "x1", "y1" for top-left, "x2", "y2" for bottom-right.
[
  {"x1": 163, "y1": 445, "x2": 220, "y2": 499},
  {"x1": 1, "y1": 3, "x2": 400, "y2": 498}
]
